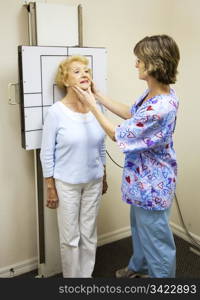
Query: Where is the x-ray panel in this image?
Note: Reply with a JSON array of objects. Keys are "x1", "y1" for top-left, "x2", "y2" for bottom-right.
[
  {"x1": 18, "y1": 46, "x2": 107, "y2": 150},
  {"x1": 21, "y1": 46, "x2": 68, "y2": 94},
  {"x1": 26, "y1": 131, "x2": 42, "y2": 150},
  {"x1": 24, "y1": 107, "x2": 42, "y2": 131},
  {"x1": 24, "y1": 94, "x2": 42, "y2": 107}
]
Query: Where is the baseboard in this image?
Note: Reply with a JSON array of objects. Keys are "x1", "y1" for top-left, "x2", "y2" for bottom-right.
[
  {"x1": 4, "y1": 223, "x2": 196, "y2": 278},
  {"x1": 97, "y1": 226, "x2": 131, "y2": 246},
  {"x1": 170, "y1": 221, "x2": 200, "y2": 245},
  {"x1": 97, "y1": 223, "x2": 200, "y2": 248},
  {"x1": 0, "y1": 257, "x2": 38, "y2": 278},
  {"x1": 97, "y1": 222, "x2": 200, "y2": 248},
  {"x1": 0, "y1": 228, "x2": 131, "y2": 278}
]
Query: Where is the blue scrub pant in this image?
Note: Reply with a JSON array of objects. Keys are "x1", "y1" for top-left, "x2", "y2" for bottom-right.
[{"x1": 128, "y1": 205, "x2": 176, "y2": 278}]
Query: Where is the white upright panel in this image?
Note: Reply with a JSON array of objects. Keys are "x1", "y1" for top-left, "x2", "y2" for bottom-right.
[
  {"x1": 36, "y1": 2, "x2": 79, "y2": 46},
  {"x1": 20, "y1": 46, "x2": 107, "y2": 151}
]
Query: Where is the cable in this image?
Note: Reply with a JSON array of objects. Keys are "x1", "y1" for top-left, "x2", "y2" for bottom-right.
[
  {"x1": 174, "y1": 193, "x2": 200, "y2": 250},
  {"x1": 106, "y1": 150, "x2": 123, "y2": 168},
  {"x1": 106, "y1": 150, "x2": 200, "y2": 250}
]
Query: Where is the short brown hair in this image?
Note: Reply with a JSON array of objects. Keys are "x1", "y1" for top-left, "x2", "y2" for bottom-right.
[
  {"x1": 55, "y1": 55, "x2": 91, "y2": 89},
  {"x1": 134, "y1": 35, "x2": 180, "y2": 84}
]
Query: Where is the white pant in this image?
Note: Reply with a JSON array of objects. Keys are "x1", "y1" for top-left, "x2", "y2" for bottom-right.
[{"x1": 55, "y1": 178, "x2": 103, "y2": 278}]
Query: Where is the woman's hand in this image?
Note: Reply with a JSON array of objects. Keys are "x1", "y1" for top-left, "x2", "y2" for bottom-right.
[
  {"x1": 102, "y1": 177, "x2": 108, "y2": 194},
  {"x1": 72, "y1": 85, "x2": 97, "y2": 108},
  {"x1": 102, "y1": 165, "x2": 108, "y2": 195},
  {"x1": 46, "y1": 187, "x2": 59, "y2": 209}
]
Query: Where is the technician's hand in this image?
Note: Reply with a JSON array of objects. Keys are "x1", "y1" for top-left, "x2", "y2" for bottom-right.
[
  {"x1": 72, "y1": 85, "x2": 96, "y2": 108},
  {"x1": 46, "y1": 187, "x2": 59, "y2": 209},
  {"x1": 91, "y1": 80, "x2": 100, "y2": 98}
]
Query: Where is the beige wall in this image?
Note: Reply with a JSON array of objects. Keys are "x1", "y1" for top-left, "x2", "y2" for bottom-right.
[
  {"x1": 165, "y1": 0, "x2": 200, "y2": 239},
  {"x1": 0, "y1": 0, "x2": 199, "y2": 275},
  {"x1": 0, "y1": 2, "x2": 37, "y2": 272}
]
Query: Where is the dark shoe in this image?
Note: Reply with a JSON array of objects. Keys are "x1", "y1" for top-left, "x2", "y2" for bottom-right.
[{"x1": 115, "y1": 266, "x2": 149, "y2": 278}]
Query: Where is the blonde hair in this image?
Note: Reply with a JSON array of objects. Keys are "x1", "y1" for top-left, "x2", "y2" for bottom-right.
[{"x1": 55, "y1": 55, "x2": 91, "y2": 89}]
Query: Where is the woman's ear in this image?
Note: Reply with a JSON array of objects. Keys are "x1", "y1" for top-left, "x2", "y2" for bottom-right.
[
  {"x1": 64, "y1": 80, "x2": 69, "y2": 88},
  {"x1": 63, "y1": 73, "x2": 69, "y2": 87}
]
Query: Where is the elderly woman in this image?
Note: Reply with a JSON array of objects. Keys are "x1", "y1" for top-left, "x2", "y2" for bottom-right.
[
  {"x1": 40, "y1": 55, "x2": 108, "y2": 278},
  {"x1": 73, "y1": 35, "x2": 180, "y2": 278}
]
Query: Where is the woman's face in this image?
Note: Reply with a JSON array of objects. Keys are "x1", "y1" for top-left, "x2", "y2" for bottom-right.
[
  {"x1": 135, "y1": 58, "x2": 148, "y2": 81},
  {"x1": 65, "y1": 61, "x2": 91, "y2": 90}
]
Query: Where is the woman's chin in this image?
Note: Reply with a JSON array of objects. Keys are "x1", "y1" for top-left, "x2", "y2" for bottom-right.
[{"x1": 80, "y1": 85, "x2": 90, "y2": 91}]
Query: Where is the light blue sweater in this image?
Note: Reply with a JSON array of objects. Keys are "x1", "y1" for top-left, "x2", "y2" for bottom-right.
[{"x1": 40, "y1": 101, "x2": 106, "y2": 184}]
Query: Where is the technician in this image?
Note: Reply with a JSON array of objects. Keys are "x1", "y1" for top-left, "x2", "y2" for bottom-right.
[{"x1": 73, "y1": 35, "x2": 180, "y2": 278}]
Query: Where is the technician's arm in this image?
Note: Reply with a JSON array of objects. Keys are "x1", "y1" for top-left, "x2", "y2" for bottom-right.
[
  {"x1": 92, "y1": 83, "x2": 131, "y2": 119},
  {"x1": 91, "y1": 105, "x2": 117, "y2": 141},
  {"x1": 73, "y1": 86, "x2": 117, "y2": 141},
  {"x1": 96, "y1": 92, "x2": 131, "y2": 119}
]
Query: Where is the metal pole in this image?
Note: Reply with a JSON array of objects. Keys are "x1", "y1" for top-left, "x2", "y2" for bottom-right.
[
  {"x1": 78, "y1": 4, "x2": 83, "y2": 47},
  {"x1": 27, "y1": 2, "x2": 45, "y2": 265}
]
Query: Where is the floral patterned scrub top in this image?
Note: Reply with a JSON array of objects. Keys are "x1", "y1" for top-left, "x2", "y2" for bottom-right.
[{"x1": 115, "y1": 89, "x2": 179, "y2": 211}]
